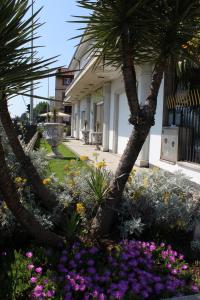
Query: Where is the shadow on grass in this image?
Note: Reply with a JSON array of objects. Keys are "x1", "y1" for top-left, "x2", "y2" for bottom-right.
[{"x1": 51, "y1": 156, "x2": 79, "y2": 161}]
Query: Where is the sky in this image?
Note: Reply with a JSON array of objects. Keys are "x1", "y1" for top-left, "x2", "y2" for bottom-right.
[{"x1": 9, "y1": 0, "x2": 87, "y2": 117}]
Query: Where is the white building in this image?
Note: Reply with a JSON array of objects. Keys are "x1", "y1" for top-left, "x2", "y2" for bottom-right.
[{"x1": 64, "y1": 37, "x2": 200, "y2": 185}]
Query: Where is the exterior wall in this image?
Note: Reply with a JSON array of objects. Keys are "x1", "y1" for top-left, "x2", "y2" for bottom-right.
[
  {"x1": 109, "y1": 77, "x2": 124, "y2": 151},
  {"x1": 149, "y1": 79, "x2": 200, "y2": 184}
]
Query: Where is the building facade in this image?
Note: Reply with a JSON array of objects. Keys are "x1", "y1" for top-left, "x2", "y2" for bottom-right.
[
  {"x1": 55, "y1": 67, "x2": 74, "y2": 115},
  {"x1": 64, "y1": 39, "x2": 200, "y2": 185}
]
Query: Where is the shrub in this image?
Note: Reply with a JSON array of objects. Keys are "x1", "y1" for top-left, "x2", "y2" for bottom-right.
[
  {"x1": 120, "y1": 169, "x2": 200, "y2": 244},
  {"x1": 1, "y1": 241, "x2": 199, "y2": 300}
]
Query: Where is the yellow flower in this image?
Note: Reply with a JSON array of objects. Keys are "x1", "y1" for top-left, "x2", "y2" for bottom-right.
[
  {"x1": 76, "y1": 203, "x2": 85, "y2": 215},
  {"x1": 69, "y1": 159, "x2": 76, "y2": 164},
  {"x1": 15, "y1": 177, "x2": 23, "y2": 184},
  {"x1": 163, "y1": 191, "x2": 170, "y2": 204},
  {"x1": 15, "y1": 177, "x2": 26, "y2": 186},
  {"x1": 2, "y1": 201, "x2": 7, "y2": 210},
  {"x1": 95, "y1": 161, "x2": 106, "y2": 169},
  {"x1": 131, "y1": 168, "x2": 137, "y2": 175},
  {"x1": 43, "y1": 178, "x2": 51, "y2": 185},
  {"x1": 80, "y1": 155, "x2": 89, "y2": 161},
  {"x1": 128, "y1": 176, "x2": 132, "y2": 184}
]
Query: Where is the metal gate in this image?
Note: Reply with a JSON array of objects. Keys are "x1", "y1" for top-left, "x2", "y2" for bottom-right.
[{"x1": 166, "y1": 90, "x2": 200, "y2": 164}]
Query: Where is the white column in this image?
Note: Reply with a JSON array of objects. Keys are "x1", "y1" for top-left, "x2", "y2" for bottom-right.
[
  {"x1": 71, "y1": 103, "x2": 75, "y2": 137},
  {"x1": 136, "y1": 63, "x2": 152, "y2": 167},
  {"x1": 102, "y1": 82, "x2": 111, "y2": 151},
  {"x1": 76, "y1": 101, "x2": 80, "y2": 139},
  {"x1": 86, "y1": 96, "x2": 91, "y2": 130}
]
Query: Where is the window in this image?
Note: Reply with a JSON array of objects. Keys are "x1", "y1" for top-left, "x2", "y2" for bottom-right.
[
  {"x1": 63, "y1": 77, "x2": 72, "y2": 85},
  {"x1": 64, "y1": 106, "x2": 72, "y2": 114}
]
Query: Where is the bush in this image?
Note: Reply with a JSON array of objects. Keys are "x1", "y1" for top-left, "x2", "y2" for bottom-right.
[
  {"x1": 1, "y1": 241, "x2": 199, "y2": 300},
  {"x1": 120, "y1": 169, "x2": 200, "y2": 245}
]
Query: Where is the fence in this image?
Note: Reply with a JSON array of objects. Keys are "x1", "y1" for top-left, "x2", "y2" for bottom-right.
[{"x1": 166, "y1": 90, "x2": 200, "y2": 164}]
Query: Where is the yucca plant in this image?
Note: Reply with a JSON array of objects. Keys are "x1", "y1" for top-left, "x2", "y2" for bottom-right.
[
  {"x1": 0, "y1": 0, "x2": 62, "y2": 212},
  {"x1": 74, "y1": 0, "x2": 200, "y2": 236},
  {"x1": 0, "y1": 0, "x2": 69, "y2": 244}
]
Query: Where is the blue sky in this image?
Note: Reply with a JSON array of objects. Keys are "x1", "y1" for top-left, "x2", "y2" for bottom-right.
[{"x1": 9, "y1": 0, "x2": 87, "y2": 117}]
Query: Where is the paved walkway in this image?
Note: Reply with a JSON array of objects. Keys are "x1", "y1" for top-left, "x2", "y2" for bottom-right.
[
  {"x1": 165, "y1": 295, "x2": 200, "y2": 300},
  {"x1": 63, "y1": 138, "x2": 121, "y2": 173}
]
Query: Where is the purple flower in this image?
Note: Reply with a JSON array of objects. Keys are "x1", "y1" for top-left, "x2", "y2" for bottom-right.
[
  {"x1": 191, "y1": 285, "x2": 199, "y2": 292},
  {"x1": 99, "y1": 293, "x2": 105, "y2": 300},
  {"x1": 30, "y1": 277, "x2": 37, "y2": 283},
  {"x1": 27, "y1": 264, "x2": 34, "y2": 270},
  {"x1": 74, "y1": 253, "x2": 81, "y2": 260},
  {"x1": 46, "y1": 290, "x2": 55, "y2": 297},
  {"x1": 87, "y1": 267, "x2": 96, "y2": 274},
  {"x1": 181, "y1": 264, "x2": 188, "y2": 270},
  {"x1": 35, "y1": 267, "x2": 42, "y2": 274},
  {"x1": 60, "y1": 255, "x2": 68, "y2": 263},
  {"x1": 34, "y1": 285, "x2": 43, "y2": 292},
  {"x1": 171, "y1": 269, "x2": 178, "y2": 275},
  {"x1": 166, "y1": 263, "x2": 171, "y2": 269},
  {"x1": 26, "y1": 251, "x2": 33, "y2": 258},
  {"x1": 89, "y1": 246, "x2": 98, "y2": 254},
  {"x1": 43, "y1": 279, "x2": 49, "y2": 284},
  {"x1": 87, "y1": 259, "x2": 95, "y2": 266}
]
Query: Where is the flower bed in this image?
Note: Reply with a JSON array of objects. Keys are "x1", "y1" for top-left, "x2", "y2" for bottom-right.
[{"x1": 1, "y1": 241, "x2": 199, "y2": 300}]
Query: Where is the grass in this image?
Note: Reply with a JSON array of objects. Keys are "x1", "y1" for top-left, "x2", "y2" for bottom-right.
[{"x1": 38, "y1": 139, "x2": 83, "y2": 182}]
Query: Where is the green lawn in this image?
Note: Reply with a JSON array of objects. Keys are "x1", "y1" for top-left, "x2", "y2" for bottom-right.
[{"x1": 38, "y1": 139, "x2": 81, "y2": 181}]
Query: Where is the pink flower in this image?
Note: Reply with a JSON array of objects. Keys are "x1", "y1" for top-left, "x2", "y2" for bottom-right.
[
  {"x1": 27, "y1": 264, "x2": 34, "y2": 270},
  {"x1": 171, "y1": 269, "x2": 178, "y2": 275},
  {"x1": 46, "y1": 290, "x2": 55, "y2": 297},
  {"x1": 30, "y1": 277, "x2": 37, "y2": 283},
  {"x1": 43, "y1": 279, "x2": 49, "y2": 284},
  {"x1": 34, "y1": 285, "x2": 43, "y2": 292},
  {"x1": 181, "y1": 264, "x2": 188, "y2": 270},
  {"x1": 166, "y1": 263, "x2": 171, "y2": 269},
  {"x1": 35, "y1": 267, "x2": 42, "y2": 274},
  {"x1": 26, "y1": 251, "x2": 33, "y2": 258}
]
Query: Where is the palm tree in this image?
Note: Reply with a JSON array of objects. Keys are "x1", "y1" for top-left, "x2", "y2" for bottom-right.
[
  {"x1": 75, "y1": 0, "x2": 200, "y2": 236},
  {"x1": 0, "y1": 0, "x2": 62, "y2": 213}
]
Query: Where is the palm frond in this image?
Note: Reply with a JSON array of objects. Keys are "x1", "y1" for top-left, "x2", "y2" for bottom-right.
[
  {"x1": 0, "y1": 0, "x2": 59, "y2": 98},
  {"x1": 72, "y1": 0, "x2": 200, "y2": 70}
]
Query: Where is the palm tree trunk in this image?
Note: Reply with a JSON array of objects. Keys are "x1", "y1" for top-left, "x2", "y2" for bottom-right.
[
  {"x1": 0, "y1": 96, "x2": 58, "y2": 211},
  {"x1": 0, "y1": 137, "x2": 63, "y2": 247},
  {"x1": 92, "y1": 61, "x2": 165, "y2": 237}
]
